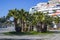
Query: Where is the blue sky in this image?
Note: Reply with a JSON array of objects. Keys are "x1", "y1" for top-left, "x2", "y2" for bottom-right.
[{"x1": 0, "y1": 0, "x2": 48, "y2": 17}]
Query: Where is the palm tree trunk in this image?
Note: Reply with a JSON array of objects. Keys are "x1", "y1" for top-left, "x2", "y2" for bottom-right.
[
  {"x1": 41, "y1": 23, "x2": 47, "y2": 33},
  {"x1": 27, "y1": 25, "x2": 30, "y2": 32},
  {"x1": 23, "y1": 20, "x2": 25, "y2": 32},
  {"x1": 25, "y1": 21, "x2": 27, "y2": 32},
  {"x1": 21, "y1": 18, "x2": 24, "y2": 32},
  {"x1": 44, "y1": 24, "x2": 47, "y2": 32},
  {"x1": 14, "y1": 18, "x2": 21, "y2": 32},
  {"x1": 37, "y1": 22, "x2": 42, "y2": 32},
  {"x1": 14, "y1": 18, "x2": 18, "y2": 32}
]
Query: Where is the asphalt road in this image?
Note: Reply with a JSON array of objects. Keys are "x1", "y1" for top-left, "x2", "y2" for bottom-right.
[
  {"x1": 0, "y1": 27, "x2": 60, "y2": 40},
  {"x1": 0, "y1": 33, "x2": 59, "y2": 40}
]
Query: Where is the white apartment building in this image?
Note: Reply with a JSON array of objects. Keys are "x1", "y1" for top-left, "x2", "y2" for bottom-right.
[{"x1": 29, "y1": 0, "x2": 60, "y2": 16}]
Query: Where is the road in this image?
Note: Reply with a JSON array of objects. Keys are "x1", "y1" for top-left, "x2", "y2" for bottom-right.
[
  {"x1": 0, "y1": 33, "x2": 59, "y2": 40},
  {"x1": 0, "y1": 27, "x2": 60, "y2": 40}
]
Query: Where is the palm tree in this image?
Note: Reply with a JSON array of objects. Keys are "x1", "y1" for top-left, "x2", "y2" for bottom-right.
[
  {"x1": 17, "y1": 9, "x2": 29, "y2": 32},
  {"x1": 53, "y1": 16, "x2": 60, "y2": 24},
  {"x1": 32, "y1": 12, "x2": 45, "y2": 32},
  {"x1": 32, "y1": 12, "x2": 53, "y2": 32},
  {"x1": 52, "y1": 16, "x2": 60, "y2": 29},
  {"x1": 6, "y1": 8, "x2": 21, "y2": 32},
  {"x1": 27, "y1": 14, "x2": 36, "y2": 31},
  {"x1": 6, "y1": 9, "x2": 30, "y2": 32}
]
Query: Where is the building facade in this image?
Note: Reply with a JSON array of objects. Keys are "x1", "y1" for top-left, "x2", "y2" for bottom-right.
[{"x1": 29, "y1": 0, "x2": 60, "y2": 16}]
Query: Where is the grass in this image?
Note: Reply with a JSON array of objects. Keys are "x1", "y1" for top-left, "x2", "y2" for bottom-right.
[{"x1": 3, "y1": 31, "x2": 54, "y2": 36}]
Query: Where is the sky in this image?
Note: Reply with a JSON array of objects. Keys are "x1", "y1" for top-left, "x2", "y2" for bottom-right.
[{"x1": 0, "y1": 0, "x2": 48, "y2": 17}]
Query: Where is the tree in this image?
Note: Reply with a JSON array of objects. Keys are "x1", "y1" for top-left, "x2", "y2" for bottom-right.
[
  {"x1": 0, "y1": 16, "x2": 7, "y2": 28},
  {"x1": 53, "y1": 16, "x2": 60, "y2": 24},
  {"x1": 6, "y1": 8, "x2": 21, "y2": 32},
  {"x1": 0, "y1": 16, "x2": 6, "y2": 23},
  {"x1": 32, "y1": 12, "x2": 45, "y2": 32},
  {"x1": 17, "y1": 9, "x2": 30, "y2": 32},
  {"x1": 6, "y1": 8, "x2": 31, "y2": 32},
  {"x1": 32, "y1": 12, "x2": 53, "y2": 32}
]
